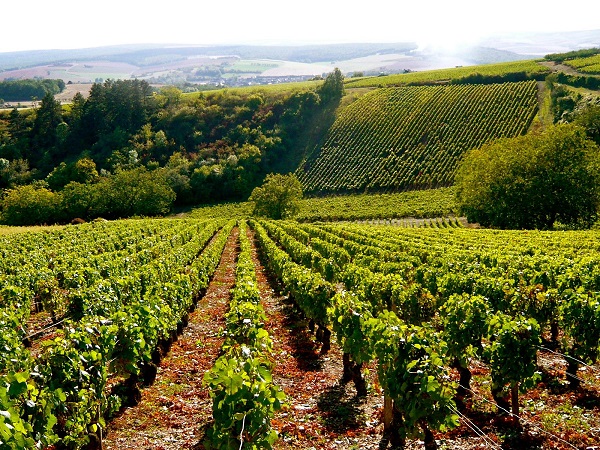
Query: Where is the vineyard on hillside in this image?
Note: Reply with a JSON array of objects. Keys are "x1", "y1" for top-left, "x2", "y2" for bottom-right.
[
  {"x1": 563, "y1": 54, "x2": 600, "y2": 74},
  {"x1": 189, "y1": 187, "x2": 458, "y2": 222},
  {"x1": 1, "y1": 218, "x2": 599, "y2": 448},
  {"x1": 297, "y1": 81, "x2": 539, "y2": 194},
  {"x1": 344, "y1": 60, "x2": 550, "y2": 88}
]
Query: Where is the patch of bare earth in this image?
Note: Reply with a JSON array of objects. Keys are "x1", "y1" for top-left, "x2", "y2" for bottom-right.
[{"x1": 103, "y1": 227, "x2": 239, "y2": 450}]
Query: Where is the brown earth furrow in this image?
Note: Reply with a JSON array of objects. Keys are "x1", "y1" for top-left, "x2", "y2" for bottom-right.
[
  {"x1": 103, "y1": 227, "x2": 239, "y2": 450},
  {"x1": 246, "y1": 227, "x2": 384, "y2": 449}
]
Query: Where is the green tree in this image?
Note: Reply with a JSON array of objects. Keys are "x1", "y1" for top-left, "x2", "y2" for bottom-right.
[
  {"x1": 160, "y1": 152, "x2": 193, "y2": 205},
  {"x1": 0, "y1": 158, "x2": 35, "y2": 189},
  {"x1": 249, "y1": 173, "x2": 303, "y2": 219},
  {"x1": 318, "y1": 68, "x2": 345, "y2": 103},
  {"x1": 46, "y1": 158, "x2": 99, "y2": 190},
  {"x1": 60, "y1": 181, "x2": 97, "y2": 220},
  {"x1": 0, "y1": 184, "x2": 61, "y2": 225},
  {"x1": 96, "y1": 167, "x2": 176, "y2": 218},
  {"x1": 455, "y1": 123, "x2": 600, "y2": 229},
  {"x1": 30, "y1": 92, "x2": 63, "y2": 160},
  {"x1": 572, "y1": 103, "x2": 600, "y2": 145}
]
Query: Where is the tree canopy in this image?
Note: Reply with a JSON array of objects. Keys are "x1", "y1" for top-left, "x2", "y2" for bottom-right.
[
  {"x1": 455, "y1": 123, "x2": 600, "y2": 229},
  {"x1": 318, "y1": 68, "x2": 344, "y2": 103},
  {"x1": 249, "y1": 173, "x2": 303, "y2": 219}
]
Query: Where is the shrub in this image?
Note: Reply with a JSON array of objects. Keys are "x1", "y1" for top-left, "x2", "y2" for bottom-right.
[{"x1": 1, "y1": 184, "x2": 61, "y2": 225}]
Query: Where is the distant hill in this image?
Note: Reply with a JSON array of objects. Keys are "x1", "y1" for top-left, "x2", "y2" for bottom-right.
[
  {"x1": 479, "y1": 29, "x2": 600, "y2": 56},
  {"x1": 0, "y1": 31, "x2": 598, "y2": 88},
  {"x1": 0, "y1": 43, "x2": 420, "y2": 85}
]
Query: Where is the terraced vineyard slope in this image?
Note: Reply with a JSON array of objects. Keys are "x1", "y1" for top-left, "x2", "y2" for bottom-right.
[{"x1": 297, "y1": 81, "x2": 538, "y2": 194}]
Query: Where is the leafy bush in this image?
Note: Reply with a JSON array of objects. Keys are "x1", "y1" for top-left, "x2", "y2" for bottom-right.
[
  {"x1": 249, "y1": 173, "x2": 302, "y2": 219},
  {"x1": 0, "y1": 185, "x2": 61, "y2": 225},
  {"x1": 455, "y1": 123, "x2": 600, "y2": 229},
  {"x1": 96, "y1": 167, "x2": 176, "y2": 218}
]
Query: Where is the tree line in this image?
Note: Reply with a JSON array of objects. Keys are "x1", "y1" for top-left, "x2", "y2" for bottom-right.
[{"x1": 0, "y1": 79, "x2": 65, "y2": 103}]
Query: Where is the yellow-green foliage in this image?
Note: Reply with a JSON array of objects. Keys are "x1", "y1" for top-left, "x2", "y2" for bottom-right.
[
  {"x1": 563, "y1": 54, "x2": 600, "y2": 74},
  {"x1": 190, "y1": 187, "x2": 457, "y2": 222},
  {"x1": 296, "y1": 187, "x2": 457, "y2": 221}
]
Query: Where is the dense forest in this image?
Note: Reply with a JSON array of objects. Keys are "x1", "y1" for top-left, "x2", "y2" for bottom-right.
[
  {"x1": 0, "y1": 71, "x2": 344, "y2": 223},
  {"x1": 0, "y1": 79, "x2": 65, "y2": 103}
]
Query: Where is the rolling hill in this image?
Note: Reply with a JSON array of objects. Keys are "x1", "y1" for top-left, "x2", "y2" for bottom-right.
[{"x1": 0, "y1": 40, "x2": 554, "y2": 88}]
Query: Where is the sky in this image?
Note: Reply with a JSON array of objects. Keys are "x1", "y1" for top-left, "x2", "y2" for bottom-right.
[{"x1": 1, "y1": 0, "x2": 599, "y2": 53}]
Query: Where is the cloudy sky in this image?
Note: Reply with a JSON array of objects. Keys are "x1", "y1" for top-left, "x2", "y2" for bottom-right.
[{"x1": 1, "y1": 0, "x2": 599, "y2": 53}]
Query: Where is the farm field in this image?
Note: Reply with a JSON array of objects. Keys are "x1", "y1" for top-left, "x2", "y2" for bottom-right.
[
  {"x1": 2, "y1": 44, "x2": 600, "y2": 449},
  {"x1": 344, "y1": 60, "x2": 551, "y2": 88},
  {"x1": 560, "y1": 54, "x2": 600, "y2": 75},
  {"x1": 1, "y1": 217, "x2": 599, "y2": 448}
]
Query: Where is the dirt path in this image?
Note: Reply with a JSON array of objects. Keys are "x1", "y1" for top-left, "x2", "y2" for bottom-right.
[
  {"x1": 103, "y1": 227, "x2": 240, "y2": 450},
  {"x1": 538, "y1": 60, "x2": 581, "y2": 76}
]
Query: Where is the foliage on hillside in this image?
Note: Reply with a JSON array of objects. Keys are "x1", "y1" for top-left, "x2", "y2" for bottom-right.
[
  {"x1": 297, "y1": 81, "x2": 538, "y2": 194},
  {"x1": 0, "y1": 79, "x2": 65, "y2": 102},
  {"x1": 1, "y1": 167, "x2": 176, "y2": 225},
  {"x1": 544, "y1": 47, "x2": 600, "y2": 63},
  {"x1": 190, "y1": 187, "x2": 457, "y2": 222},
  {"x1": 455, "y1": 123, "x2": 600, "y2": 229},
  {"x1": 0, "y1": 74, "x2": 342, "y2": 224}
]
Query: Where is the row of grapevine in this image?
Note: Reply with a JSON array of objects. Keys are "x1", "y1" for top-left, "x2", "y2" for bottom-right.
[
  {"x1": 250, "y1": 219, "x2": 460, "y2": 446},
  {"x1": 297, "y1": 82, "x2": 538, "y2": 194},
  {"x1": 189, "y1": 188, "x2": 458, "y2": 223},
  {"x1": 250, "y1": 220, "x2": 336, "y2": 351},
  {"x1": 251, "y1": 220, "x2": 600, "y2": 447},
  {"x1": 204, "y1": 221, "x2": 285, "y2": 449},
  {"x1": 316, "y1": 222, "x2": 600, "y2": 396},
  {"x1": 0, "y1": 219, "x2": 234, "y2": 448}
]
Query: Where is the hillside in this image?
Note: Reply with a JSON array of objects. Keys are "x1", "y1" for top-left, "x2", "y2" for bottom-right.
[{"x1": 297, "y1": 81, "x2": 539, "y2": 194}]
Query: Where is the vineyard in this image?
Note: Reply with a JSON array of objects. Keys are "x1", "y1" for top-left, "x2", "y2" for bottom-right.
[
  {"x1": 0, "y1": 218, "x2": 233, "y2": 448},
  {"x1": 344, "y1": 60, "x2": 550, "y2": 88},
  {"x1": 563, "y1": 54, "x2": 600, "y2": 75},
  {"x1": 1, "y1": 218, "x2": 599, "y2": 449},
  {"x1": 189, "y1": 187, "x2": 458, "y2": 222},
  {"x1": 297, "y1": 81, "x2": 539, "y2": 194}
]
